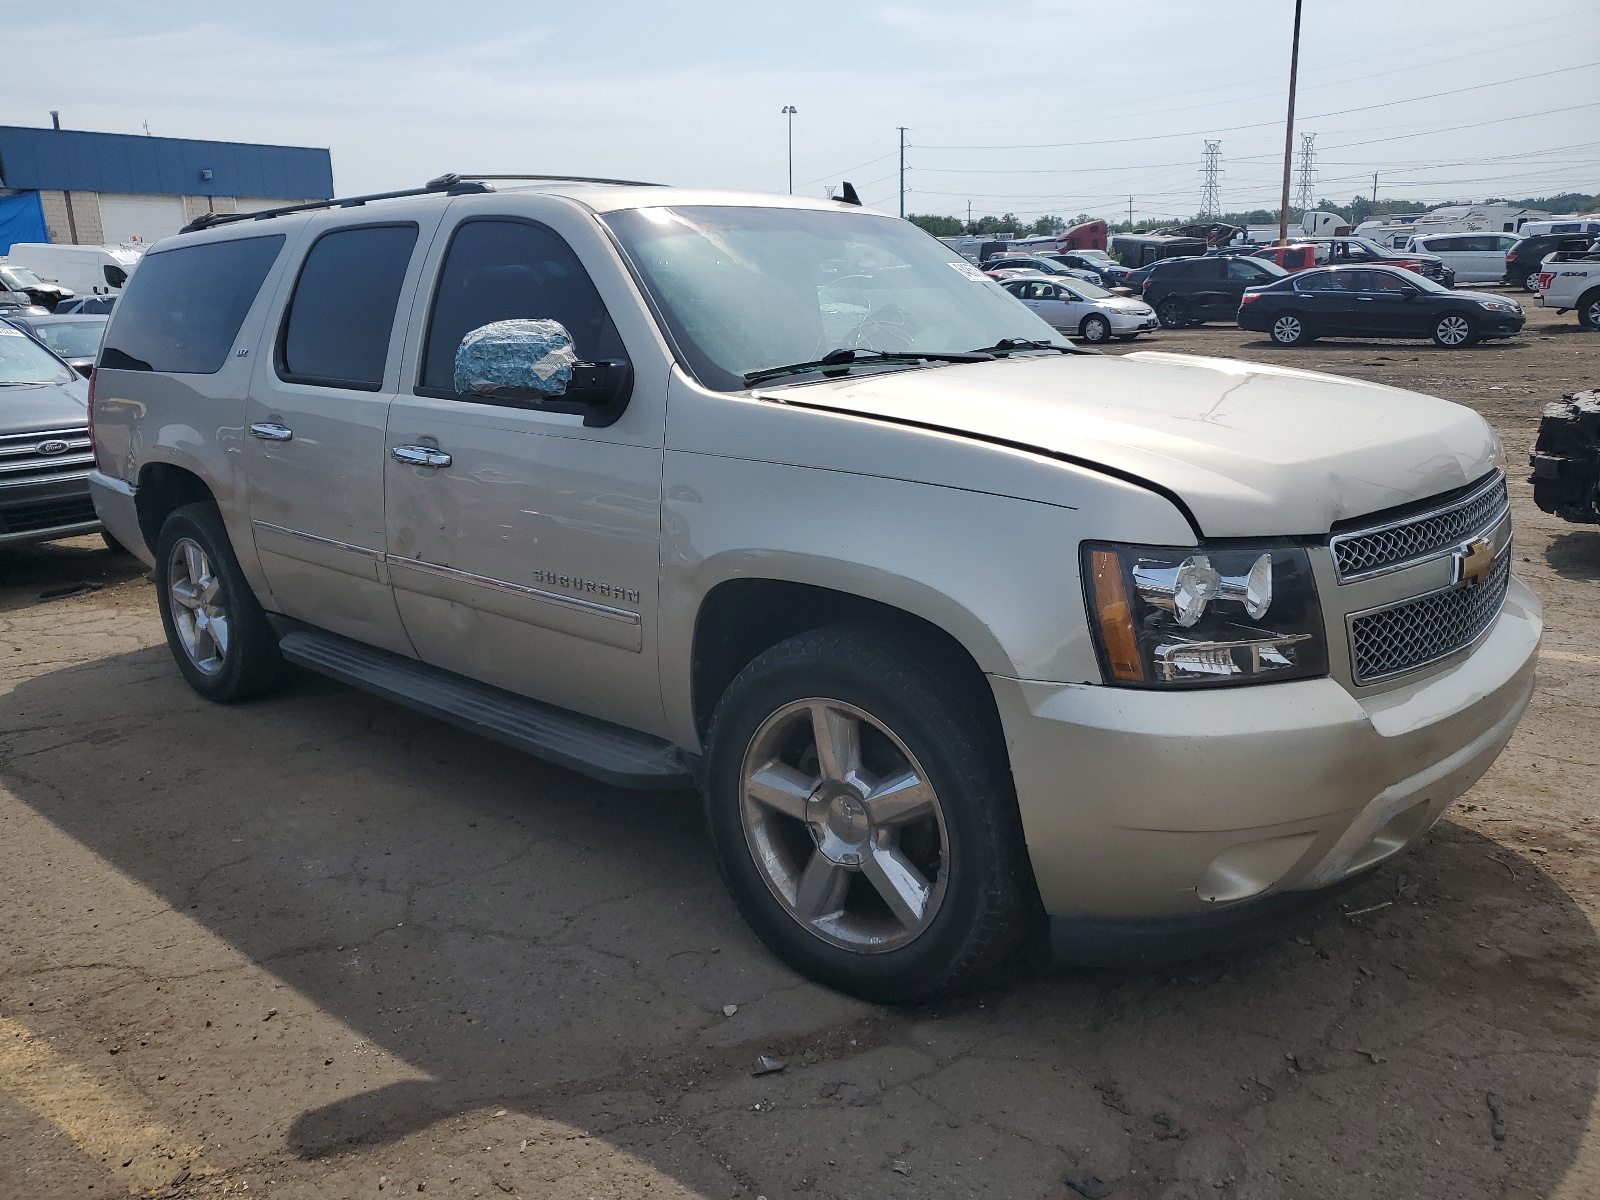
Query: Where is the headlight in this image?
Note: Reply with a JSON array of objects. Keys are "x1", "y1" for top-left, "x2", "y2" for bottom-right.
[{"x1": 1082, "y1": 542, "x2": 1328, "y2": 688}]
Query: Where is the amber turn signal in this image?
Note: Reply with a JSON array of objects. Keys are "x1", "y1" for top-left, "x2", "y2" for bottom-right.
[{"x1": 1088, "y1": 549, "x2": 1145, "y2": 683}]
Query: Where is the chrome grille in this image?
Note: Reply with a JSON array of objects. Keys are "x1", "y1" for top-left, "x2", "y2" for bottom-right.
[
  {"x1": 1330, "y1": 473, "x2": 1508, "y2": 581},
  {"x1": 1348, "y1": 552, "x2": 1511, "y2": 683},
  {"x1": 0, "y1": 427, "x2": 95, "y2": 488}
]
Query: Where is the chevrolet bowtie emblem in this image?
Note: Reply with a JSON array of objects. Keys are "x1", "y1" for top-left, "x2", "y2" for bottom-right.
[{"x1": 1454, "y1": 538, "x2": 1495, "y2": 587}]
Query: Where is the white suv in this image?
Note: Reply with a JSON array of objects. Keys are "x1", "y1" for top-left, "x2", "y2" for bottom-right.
[{"x1": 87, "y1": 175, "x2": 1540, "y2": 1001}]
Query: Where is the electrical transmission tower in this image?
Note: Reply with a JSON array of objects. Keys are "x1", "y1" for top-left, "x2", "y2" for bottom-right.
[
  {"x1": 1294, "y1": 133, "x2": 1317, "y2": 215},
  {"x1": 1199, "y1": 141, "x2": 1222, "y2": 219}
]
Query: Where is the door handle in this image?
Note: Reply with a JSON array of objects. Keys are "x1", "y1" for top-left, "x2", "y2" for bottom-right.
[
  {"x1": 250, "y1": 422, "x2": 294, "y2": 442},
  {"x1": 391, "y1": 444, "x2": 453, "y2": 468}
]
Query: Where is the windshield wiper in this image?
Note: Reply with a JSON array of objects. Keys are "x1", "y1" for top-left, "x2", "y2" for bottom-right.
[
  {"x1": 744, "y1": 347, "x2": 994, "y2": 387},
  {"x1": 969, "y1": 338, "x2": 1089, "y2": 356}
]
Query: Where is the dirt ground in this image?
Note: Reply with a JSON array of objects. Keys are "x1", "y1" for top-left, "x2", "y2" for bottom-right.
[{"x1": 1, "y1": 296, "x2": 1597, "y2": 1200}]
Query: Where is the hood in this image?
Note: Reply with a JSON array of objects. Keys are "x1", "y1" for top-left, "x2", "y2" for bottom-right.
[
  {"x1": 0, "y1": 378, "x2": 89, "y2": 438},
  {"x1": 758, "y1": 352, "x2": 1496, "y2": 537}
]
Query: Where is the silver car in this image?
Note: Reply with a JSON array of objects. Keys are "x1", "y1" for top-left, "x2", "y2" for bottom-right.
[{"x1": 1002, "y1": 274, "x2": 1158, "y2": 343}]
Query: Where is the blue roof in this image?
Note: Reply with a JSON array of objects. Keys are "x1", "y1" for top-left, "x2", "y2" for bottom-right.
[{"x1": 0, "y1": 125, "x2": 333, "y2": 199}]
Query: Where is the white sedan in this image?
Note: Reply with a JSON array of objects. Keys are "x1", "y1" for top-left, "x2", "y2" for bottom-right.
[{"x1": 1001, "y1": 274, "x2": 1158, "y2": 343}]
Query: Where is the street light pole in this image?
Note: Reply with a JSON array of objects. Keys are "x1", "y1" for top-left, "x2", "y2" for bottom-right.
[
  {"x1": 1277, "y1": 0, "x2": 1304, "y2": 247},
  {"x1": 781, "y1": 105, "x2": 797, "y2": 194}
]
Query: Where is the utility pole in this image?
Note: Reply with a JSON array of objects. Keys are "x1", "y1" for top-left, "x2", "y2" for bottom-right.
[
  {"x1": 1294, "y1": 132, "x2": 1316, "y2": 215},
  {"x1": 1372, "y1": 171, "x2": 1380, "y2": 203},
  {"x1": 966, "y1": 200, "x2": 972, "y2": 232},
  {"x1": 781, "y1": 106, "x2": 797, "y2": 194},
  {"x1": 1199, "y1": 141, "x2": 1223, "y2": 220},
  {"x1": 1277, "y1": 0, "x2": 1304, "y2": 246},
  {"x1": 1128, "y1": 196, "x2": 1134, "y2": 227},
  {"x1": 897, "y1": 126, "x2": 907, "y2": 219}
]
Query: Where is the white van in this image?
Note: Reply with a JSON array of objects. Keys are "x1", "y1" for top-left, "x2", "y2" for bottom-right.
[
  {"x1": 4, "y1": 243, "x2": 143, "y2": 295},
  {"x1": 1407, "y1": 232, "x2": 1520, "y2": 284}
]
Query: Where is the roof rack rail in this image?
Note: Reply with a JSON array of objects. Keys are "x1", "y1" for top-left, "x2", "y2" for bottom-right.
[
  {"x1": 179, "y1": 173, "x2": 490, "y2": 235},
  {"x1": 461, "y1": 174, "x2": 663, "y2": 187},
  {"x1": 178, "y1": 171, "x2": 662, "y2": 235}
]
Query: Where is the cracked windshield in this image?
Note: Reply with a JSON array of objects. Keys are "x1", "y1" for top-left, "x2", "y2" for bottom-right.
[{"x1": 604, "y1": 205, "x2": 1061, "y2": 389}]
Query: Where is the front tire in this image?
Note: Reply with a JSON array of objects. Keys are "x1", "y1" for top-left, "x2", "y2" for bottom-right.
[
  {"x1": 704, "y1": 625, "x2": 1041, "y2": 1003},
  {"x1": 1270, "y1": 312, "x2": 1311, "y2": 346},
  {"x1": 1079, "y1": 314, "x2": 1111, "y2": 344},
  {"x1": 1156, "y1": 298, "x2": 1187, "y2": 329},
  {"x1": 1432, "y1": 312, "x2": 1476, "y2": 347},
  {"x1": 154, "y1": 502, "x2": 291, "y2": 702}
]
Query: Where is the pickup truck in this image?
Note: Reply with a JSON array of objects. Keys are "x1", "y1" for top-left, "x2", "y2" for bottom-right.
[{"x1": 1533, "y1": 239, "x2": 1600, "y2": 327}]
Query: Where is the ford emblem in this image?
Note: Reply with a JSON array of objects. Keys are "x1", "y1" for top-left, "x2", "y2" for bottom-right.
[{"x1": 36, "y1": 439, "x2": 70, "y2": 456}]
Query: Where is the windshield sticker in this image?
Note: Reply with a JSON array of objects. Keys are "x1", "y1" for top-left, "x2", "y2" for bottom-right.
[
  {"x1": 0, "y1": 326, "x2": 23, "y2": 336},
  {"x1": 948, "y1": 261, "x2": 988, "y2": 282}
]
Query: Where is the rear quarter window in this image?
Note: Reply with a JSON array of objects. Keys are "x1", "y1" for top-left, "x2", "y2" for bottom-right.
[{"x1": 100, "y1": 235, "x2": 284, "y2": 373}]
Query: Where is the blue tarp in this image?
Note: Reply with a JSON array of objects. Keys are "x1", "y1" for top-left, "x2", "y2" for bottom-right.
[{"x1": 0, "y1": 191, "x2": 48, "y2": 255}]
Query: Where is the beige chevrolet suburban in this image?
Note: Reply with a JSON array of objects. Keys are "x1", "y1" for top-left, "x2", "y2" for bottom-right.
[{"x1": 87, "y1": 175, "x2": 1540, "y2": 1001}]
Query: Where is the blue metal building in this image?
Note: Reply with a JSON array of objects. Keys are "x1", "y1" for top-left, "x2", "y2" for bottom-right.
[{"x1": 0, "y1": 124, "x2": 334, "y2": 253}]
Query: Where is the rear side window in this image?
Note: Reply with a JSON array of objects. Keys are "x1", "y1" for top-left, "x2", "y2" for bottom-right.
[
  {"x1": 100, "y1": 235, "x2": 283, "y2": 373},
  {"x1": 278, "y1": 224, "x2": 419, "y2": 390},
  {"x1": 420, "y1": 218, "x2": 625, "y2": 396}
]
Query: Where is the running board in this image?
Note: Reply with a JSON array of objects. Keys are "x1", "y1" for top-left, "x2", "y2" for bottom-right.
[{"x1": 276, "y1": 627, "x2": 696, "y2": 790}]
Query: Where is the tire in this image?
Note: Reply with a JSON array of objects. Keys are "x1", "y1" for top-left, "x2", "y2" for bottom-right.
[
  {"x1": 154, "y1": 501, "x2": 292, "y2": 703},
  {"x1": 1519, "y1": 272, "x2": 1538, "y2": 293},
  {"x1": 1079, "y1": 314, "x2": 1111, "y2": 344},
  {"x1": 1156, "y1": 298, "x2": 1187, "y2": 329},
  {"x1": 703, "y1": 624, "x2": 1042, "y2": 1003},
  {"x1": 1432, "y1": 312, "x2": 1476, "y2": 348},
  {"x1": 101, "y1": 530, "x2": 126, "y2": 554},
  {"x1": 1578, "y1": 290, "x2": 1600, "y2": 330},
  {"x1": 1269, "y1": 312, "x2": 1310, "y2": 346}
]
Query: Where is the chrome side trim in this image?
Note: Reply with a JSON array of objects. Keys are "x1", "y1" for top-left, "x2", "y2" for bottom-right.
[
  {"x1": 387, "y1": 556, "x2": 642, "y2": 625},
  {"x1": 250, "y1": 520, "x2": 384, "y2": 561},
  {"x1": 88, "y1": 469, "x2": 136, "y2": 497},
  {"x1": 1329, "y1": 471, "x2": 1508, "y2": 583}
]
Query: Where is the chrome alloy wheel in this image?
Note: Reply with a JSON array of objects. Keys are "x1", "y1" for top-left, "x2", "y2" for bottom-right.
[
  {"x1": 1436, "y1": 314, "x2": 1472, "y2": 345},
  {"x1": 167, "y1": 537, "x2": 230, "y2": 675},
  {"x1": 1271, "y1": 314, "x2": 1303, "y2": 344},
  {"x1": 739, "y1": 698, "x2": 950, "y2": 952},
  {"x1": 1584, "y1": 297, "x2": 1600, "y2": 327}
]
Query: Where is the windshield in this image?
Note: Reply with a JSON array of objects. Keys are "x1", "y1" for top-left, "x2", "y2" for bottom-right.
[
  {"x1": 1074, "y1": 250, "x2": 1113, "y2": 263},
  {"x1": 0, "y1": 324, "x2": 74, "y2": 385},
  {"x1": 603, "y1": 206, "x2": 1063, "y2": 390},
  {"x1": 28, "y1": 320, "x2": 105, "y2": 358},
  {"x1": 1, "y1": 266, "x2": 44, "y2": 289}
]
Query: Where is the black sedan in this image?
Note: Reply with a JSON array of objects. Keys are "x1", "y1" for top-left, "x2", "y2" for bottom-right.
[{"x1": 1238, "y1": 265, "x2": 1524, "y2": 349}]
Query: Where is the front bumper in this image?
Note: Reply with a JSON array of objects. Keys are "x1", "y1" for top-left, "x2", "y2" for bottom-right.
[
  {"x1": 992, "y1": 576, "x2": 1541, "y2": 921},
  {"x1": 0, "y1": 471, "x2": 101, "y2": 546},
  {"x1": 1478, "y1": 311, "x2": 1525, "y2": 336},
  {"x1": 1107, "y1": 310, "x2": 1158, "y2": 333}
]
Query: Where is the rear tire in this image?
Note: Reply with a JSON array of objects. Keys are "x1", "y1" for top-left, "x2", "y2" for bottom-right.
[
  {"x1": 703, "y1": 624, "x2": 1042, "y2": 1003},
  {"x1": 1578, "y1": 289, "x2": 1600, "y2": 329},
  {"x1": 1432, "y1": 312, "x2": 1476, "y2": 347},
  {"x1": 1079, "y1": 314, "x2": 1111, "y2": 344},
  {"x1": 154, "y1": 502, "x2": 292, "y2": 703},
  {"x1": 1519, "y1": 272, "x2": 1538, "y2": 293},
  {"x1": 1156, "y1": 298, "x2": 1187, "y2": 329},
  {"x1": 1269, "y1": 313, "x2": 1311, "y2": 346}
]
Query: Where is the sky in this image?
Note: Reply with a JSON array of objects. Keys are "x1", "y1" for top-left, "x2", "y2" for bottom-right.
[{"x1": 2, "y1": 0, "x2": 1597, "y2": 223}]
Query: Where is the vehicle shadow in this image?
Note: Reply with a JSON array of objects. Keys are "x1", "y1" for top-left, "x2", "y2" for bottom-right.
[
  {"x1": 1, "y1": 648, "x2": 1596, "y2": 1196},
  {"x1": 0, "y1": 535, "x2": 146, "y2": 613},
  {"x1": 1546, "y1": 529, "x2": 1600, "y2": 580}
]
